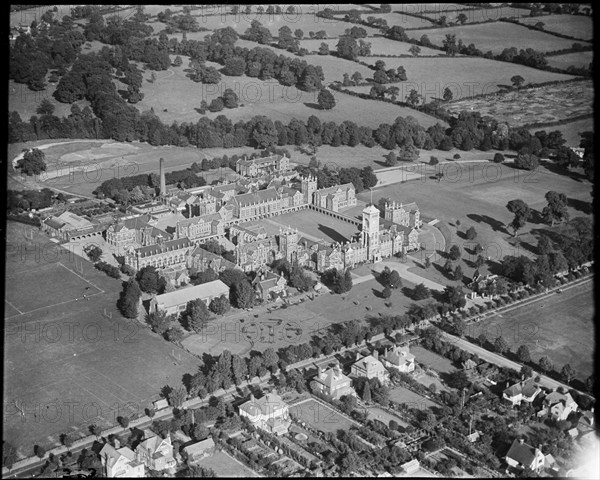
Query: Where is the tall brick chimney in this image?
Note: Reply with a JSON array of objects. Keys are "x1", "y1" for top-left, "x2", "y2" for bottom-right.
[{"x1": 159, "y1": 157, "x2": 166, "y2": 196}]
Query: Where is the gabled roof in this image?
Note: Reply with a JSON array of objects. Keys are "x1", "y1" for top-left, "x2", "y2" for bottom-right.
[
  {"x1": 57, "y1": 210, "x2": 93, "y2": 229},
  {"x1": 135, "y1": 237, "x2": 193, "y2": 257},
  {"x1": 153, "y1": 280, "x2": 229, "y2": 309},
  {"x1": 314, "y1": 367, "x2": 350, "y2": 388},
  {"x1": 237, "y1": 154, "x2": 285, "y2": 167},
  {"x1": 504, "y1": 379, "x2": 539, "y2": 398},
  {"x1": 544, "y1": 390, "x2": 575, "y2": 407},
  {"x1": 183, "y1": 438, "x2": 215, "y2": 457},
  {"x1": 44, "y1": 217, "x2": 66, "y2": 229},
  {"x1": 506, "y1": 439, "x2": 540, "y2": 467},
  {"x1": 239, "y1": 391, "x2": 287, "y2": 417},
  {"x1": 316, "y1": 182, "x2": 355, "y2": 196},
  {"x1": 233, "y1": 188, "x2": 280, "y2": 207},
  {"x1": 383, "y1": 345, "x2": 414, "y2": 366},
  {"x1": 110, "y1": 214, "x2": 152, "y2": 232}
]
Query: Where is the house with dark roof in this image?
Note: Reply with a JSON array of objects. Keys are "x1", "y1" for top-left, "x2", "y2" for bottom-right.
[
  {"x1": 238, "y1": 391, "x2": 291, "y2": 435},
  {"x1": 252, "y1": 268, "x2": 287, "y2": 300},
  {"x1": 505, "y1": 438, "x2": 545, "y2": 473},
  {"x1": 503, "y1": 378, "x2": 542, "y2": 406},
  {"x1": 351, "y1": 351, "x2": 389, "y2": 384},
  {"x1": 182, "y1": 438, "x2": 215, "y2": 464}
]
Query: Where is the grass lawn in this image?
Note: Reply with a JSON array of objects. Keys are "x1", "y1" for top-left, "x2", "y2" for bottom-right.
[
  {"x1": 289, "y1": 398, "x2": 357, "y2": 434},
  {"x1": 366, "y1": 406, "x2": 410, "y2": 428},
  {"x1": 407, "y1": 22, "x2": 591, "y2": 54},
  {"x1": 388, "y1": 385, "x2": 438, "y2": 409},
  {"x1": 546, "y1": 51, "x2": 594, "y2": 70},
  {"x1": 473, "y1": 281, "x2": 594, "y2": 381},
  {"x1": 363, "y1": 162, "x2": 594, "y2": 270},
  {"x1": 346, "y1": 56, "x2": 575, "y2": 102},
  {"x1": 530, "y1": 117, "x2": 594, "y2": 146},
  {"x1": 4, "y1": 222, "x2": 201, "y2": 458},
  {"x1": 194, "y1": 450, "x2": 259, "y2": 477},
  {"x1": 516, "y1": 14, "x2": 594, "y2": 41},
  {"x1": 411, "y1": 345, "x2": 456, "y2": 374}
]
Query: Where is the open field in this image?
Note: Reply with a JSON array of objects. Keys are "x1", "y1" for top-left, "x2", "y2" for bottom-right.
[
  {"x1": 530, "y1": 117, "x2": 594, "y2": 146},
  {"x1": 290, "y1": 398, "x2": 357, "y2": 434},
  {"x1": 473, "y1": 281, "x2": 594, "y2": 381},
  {"x1": 407, "y1": 22, "x2": 592, "y2": 54},
  {"x1": 194, "y1": 450, "x2": 259, "y2": 477},
  {"x1": 364, "y1": 161, "x2": 594, "y2": 268},
  {"x1": 342, "y1": 11, "x2": 436, "y2": 29},
  {"x1": 444, "y1": 81, "x2": 593, "y2": 127},
  {"x1": 414, "y1": 6, "x2": 519, "y2": 23},
  {"x1": 547, "y1": 51, "x2": 594, "y2": 70},
  {"x1": 181, "y1": 274, "x2": 425, "y2": 357},
  {"x1": 516, "y1": 14, "x2": 594, "y2": 41},
  {"x1": 300, "y1": 36, "x2": 445, "y2": 56},
  {"x1": 9, "y1": 80, "x2": 91, "y2": 121},
  {"x1": 345, "y1": 56, "x2": 575, "y2": 102},
  {"x1": 4, "y1": 222, "x2": 201, "y2": 457}
]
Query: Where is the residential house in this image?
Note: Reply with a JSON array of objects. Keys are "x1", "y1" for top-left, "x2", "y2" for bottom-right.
[
  {"x1": 252, "y1": 269, "x2": 287, "y2": 300},
  {"x1": 503, "y1": 378, "x2": 542, "y2": 407},
  {"x1": 153, "y1": 399, "x2": 169, "y2": 411},
  {"x1": 350, "y1": 351, "x2": 389, "y2": 384},
  {"x1": 310, "y1": 365, "x2": 356, "y2": 400},
  {"x1": 135, "y1": 429, "x2": 176, "y2": 472},
  {"x1": 149, "y1": 280, "x2": 230, "y2": 316},
  {"x1": 537, "y1": 389, "x2": 578, "y2": 421},
  {"x1": 238, "y1": 391, "x2": 291, "y2": 435},
  {"x1": 99, "y1": 443, "x2": 144, "y2": 478},
  {"x1": 505, "y1": 438, "x2": 545, "y2": 473},
  {"x1": 380, "y1": 345, "x2": 415, "y2": 373},
  {"x1": 182, "y1": 438, "x2": 216, "y2": 464}
]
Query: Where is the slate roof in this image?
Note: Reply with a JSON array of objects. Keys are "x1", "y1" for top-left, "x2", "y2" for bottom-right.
[
  {"x1": 233, "y1": 188, "x2": 282, "y2": 207},
  {"x1": 504, "y1": 379, "x2": 539, "y2": 398},
  {"x1": 237, "y1": 154, "x2": 285, "y2": 167},
  {"x1": 316, "y1": 183, "x2": 355, "y2": 196},
  {"x1": 135, "y1": 237, "x2": 192, "y2": 257},
  {"x1": 506, "y1": 439, "x2": 539, "y2": 467},
  {"x1": 44, "y1": 217, "x2": 66, "y2": 229}
]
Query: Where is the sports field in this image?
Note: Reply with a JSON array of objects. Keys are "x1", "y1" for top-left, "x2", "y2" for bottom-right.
[
  {"x1": 474, "y1": 280, "x2": 594, "y2": 381},
  {"x1": 289, "y1": 398, "x2": 357, "y2": 434},
  {"x1": 4, "y1": 222, "x2": 201, "y2": 458},
  {"x1": 517, "y1": 14, "x2": 593, "y2": 41},
  {"x1": 346, "y1": 56, "x2": 575, "y2": 102},
  {"x1": 407, "y1": 22, "x2": 592, "y2": 54}
]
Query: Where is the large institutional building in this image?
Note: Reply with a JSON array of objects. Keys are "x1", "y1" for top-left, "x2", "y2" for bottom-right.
[{"x1": 235, "y1": 154, "x2": 291, "y2": 177}]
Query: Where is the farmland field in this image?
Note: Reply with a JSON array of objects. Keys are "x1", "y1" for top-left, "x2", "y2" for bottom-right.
[
  {"x1": 516, "y1": 14, "x2": 594, "y2": 41},
  {"x1": 411, "y1": 6, "x2": 518, "y2": 23},
  {"x1": 134, "y1": 55, "x2": 443, "y2": 128},
  {"x1": 345, "y1": 56, "x2": 575, "y2": 102},
  {"x1": 473, "y1": 280, "x2": 594, "y2": 381},
  {"x1": 300, "y1": 36, "x2": 445, "y2": 56},
  {"x1": 407, "y1": 22, "x2": 592, "y2": 54},
  {"x1": 547, "y1": 51, "x2": 594, "y2": 70},
  {"x1": 530, "y1": 117, "x2": 594, "y2": 146},
  {"x1": 443, "y1": 80, "x2": 593, "y2": 127},
  {"x1": 4, "y1": 222, "x2": 200, "y2": 457},
  {"x1": 289, "y1": 398, "x2": 357, "y2": 434}
]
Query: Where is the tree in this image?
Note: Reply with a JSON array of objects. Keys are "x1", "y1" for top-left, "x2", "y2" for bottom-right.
[
  {"x1": 386, "y1": 150, "x2": 398, "y2": 166},
  {"x1": 514, "y1": 153, "x2": 539, "y2": 171},
  {"x1": 561, "y1": 364, "x2": 575, "y2": 384},
  {"x1": 457, "y1": 13, "x2": 468, "y2": 24},
  {"x1": 231, "y1": 280, "x2": 255, "y2": 309},
  {"x1": 84, "y1": 245, "x2": 103, "y2": 262},
  {"x1": 209, "y1": 97, "x2": 224, "y2": 113},
  {"x1": 388, "y1": 270, "x2": 401, "y2": 289},
  {"x1": 493, "y1": 153, "x2": 505, "y2": 163},
  {"x1": 542, "y1": 191, "x2": 569, "y2": 226},
  {"x1": 209, "y1": 295, "x2": 230, "y2": 315},
  {"x1": 413, "y1": 283, "x2": 430, "y2": 300},
  {"x1": 222, "y1": 89, "x2": 239, "y2": 109},
  {"x1": 18, "y1": 148, "x2": 46, "y2": 176},
  {"x1": 446, "y1": 370, "x2": 470, "y2": 390},
  {"x1": 168, "y1": 385, "x2": 187, "y2": 408},
  {"x1": 442, "y1": 34, "x2": 459, "y2": 56},
  {"x1": 3, "y1": 442, "x2": 17, "y2": 470},
  {"x1": 382, "y1": 286, "x2": 392, "y2": 299},
  {"x1": 511, "y1": 75, "x2": 525, "y2": 89},
  {"x1": 185, "y1": 298, "x2": 211, "y2": 332},
  {"x1": 429, "y1": 156, "x2": 439, "y2": 166},
  {"x1": 465, "y1": 226, "x2": 477, "y2": 240},
  {"x1": 166, "y1": 326, "x2": 184, "y2": 344},
  {"x1": 317, "y1": 89, "x2": 335, "y2": 110},
  {"x1": 539, "y1": 356, "x2": 553, "y2": 374},
  {"x1": 36, "y1": 99, "x2": 55, "y2": 116},
  {"x1": 61, "y1": 433, "x2": 73, "y2": 452},
  {"x1": 477, "y1": 333, "x2": 487, "y2": 347},
  {"x1": 119, "y1": 416, "x2": 129, "y2": 428},
  {"x1": 409, "y1": 45, "x2": 421, "y2": 57},
  {"x1": 397, "y1": 143, "x2": 419, "y2": 162},
  {"x1": 118, "y1": 278, "x2": 141, "y2": 319},
  {"x1": 318, "y1": 42, "x2": 329, "y2": 55},
  {"x1": 514, "y1": 344, "x2": 531, "y2": 363},
  {"x1": 262, "y1": 348, "x2": 279, "y2": 373},
  {"x1": 362, "y1": 379, "x2": 372, "y2": 402},
  {"x1": 453, "y1": 265, "x2": 464, "y2": 282},
  {"x1": 35, "y1": 445, "x2": 46, "y2": 459},
  {"x1": 405, "y1": 89, "x2": 422, "y2": 108},
  {"x1": 449, "y1": 244, "x2": 461, "y2": 261},
  {"x1": 146, "y1": 310, "x2": 171, "y2": 335},
  {"x1": 506, "y1": 199, "x2": 532, "y2": 237},
  {"x1": 223, "y1": 56, "x2": 246, "y2": 76},
  {"x1": 443, "y1": 87, "x2": 453, "y2": 102}
]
